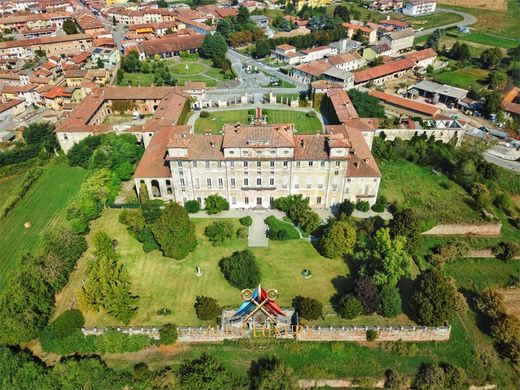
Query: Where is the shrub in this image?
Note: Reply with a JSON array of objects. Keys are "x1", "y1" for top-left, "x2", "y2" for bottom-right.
[
  {"x1": 337, "y1": 295, "x2": 362, "y2": 319},
  {"x1": 430, "y1": 240, "x2": 469, "y2": 267},
  {"x1": 371, "y1": 203, "x2": 385, "y2": 213},
  {"x1": 42, "y1": 310, "x2": 85, "y2": 340},
  {"x1": 306, "y1": 111, "x2": 317, "y2": 118},
  {"x1": 204, "y1": 194, "x2": 229, "y2": 215},
  {"x1": 249, "y1": 356, "x2": 297, "y2": 390},
  {"x1": 494, "y1": 241, "x2": 520, "y2": 261},
  {"x1": 200, "y1": 110, "x2": 210, "y2": 118},
  {"x1": 219, "y1": 250, "x2": 261, "y2": 289},
  {"x1": 239, "y1": 216, "x2": 253, "y2": 226},
  {"x1": 320, "y1": 220, "x2": 357, "y2": 259},
  {"x1": 339, "y1": 199, "x2": 355, "y2": 216},
  {"x1": 378, "y1": 285, "x2": 402, "y2": 317},
  {"x1": 354, "y1": 276, "x2": 379, "y2": 315},
  {"x1": 384, "y1": 369, "x2": 407, "y2": 389},
  {"x1": 184, "y1": 200, "x2": 201, "y2": 213},
  {"x1": 366, "y1": 329, "x2": 378, "y2": 342},
  {"x1": 355, "y1": 200, "x2": 370, "y2": 212},
  {"x1": 264, "y1": 216, "x2": 299, "y2": 240},
  {"x1": 292, "y1": 296, "x2": 322, "y2": 320},
  {"x1": 237, "y1": 227, "x2": 248, "y2": 239},
  {"x1": 160, "y1": 324, "x2": 178, "y2": 345},
  {"x1": 141, "y1": 200, "x2": 162, "y2": 224},
  {"x1": 204, "y1": 220, "x2": 234, "y2": 246},
  {"x1": 194, "y1": 296, "x2": 221, "y2": 320}
]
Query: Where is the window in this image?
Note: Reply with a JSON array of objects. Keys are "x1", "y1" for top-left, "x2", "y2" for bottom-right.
[
  {"x1": 283, "y1": 161, "x2": 288, "y2": 168},
  {"x1": 194, "y1": 178, "x2": 200, "y2": 188},
  {"x1": 196, "y1": 197, "x2": 202, "y2": 204},
  {"x1": 230, "y1": 178, "x2": 236, "y2": 188},
  {"x1": 244, "y1": 161, "x2": 248, "y2": 169},
  {"x1": 231, "y1": 196, "x2": 237, "y2": 205},
  {"x1": 205, "y1": 161, "x2": 210, "y2": 168},
  {"x1": 256, "y1": 177, "x2": 262, "y2": 186},
  {"x1": 218, "y1": 161, "x2": 222, "y2": 168},
  {"x1": 282, "y1": 176, "x2": 288, "y2": 188},
  {"x1": 230, "y1": 161, "x2": 235, "y2": 169},
  {"x1": 318, "y1": 177, "x2": 324, "y2": 188},
  {"x1": 257, "y1": 161, "x2": 261, "y2": 169},
  {"x1": 207, "y1": 178, "x2": 212, "y2": 188},
  {"x1": 296, "y1": 162, "x2": 301, "y2": 168},
  {"x1": 244, "y1": 178, "x2": 249, "y2": 186},
  {"x1": 245, "y1": 197, "x2": 249, "y2": 204},
  {"x1": 308, "y1": 161, "x2": 313, "y2": 167},
  {"x1": 177, "y1": 161, "x2": 183, "y2": 168},
  {"x1": 193, "y1": 161, "x2": 198, "y2": 168},
  {"x1": 336, "y1": 161, "x2": 341, "y2": 167},
  {"x1": 269, "y1": 177, "x2": 275, "y2": 186},
  {"x1": 317, "y1": 196, "x2": 322, "y2": 204},
  {"x1": 334, "y1": 170, "x2": 339, "y2": 176},
  {"x1": 270, "y1": 161, "x2": 275, "y2": 168},
  {"x1": 321, "y1": 161, "x2": 326, "y2": 167},
  {"x1": 305, "y1": 177, "x2": 312, "y2": 189},
  {"x1": 180, "y1": 178, "x2": 185, "y2": 188},
  {"x1": 218, "y1": 178, "x2": 223, "y2": 188},
  {"x1": 179, "y1": 170, "x2": 184, "y2": 177}
]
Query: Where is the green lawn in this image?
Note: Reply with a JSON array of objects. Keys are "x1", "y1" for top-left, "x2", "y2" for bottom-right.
[
  {"x1": 0, "y1": 174, "x2": 23, "y2": 209},
  {"x1": 433, "y1": 67, "x2": 489, "y2": 90},
  {"x1": 119, "y1": 56, "x2": 234, "y2": 88},
  {"x1": 0, "y1": 163, "x2": 86, "y2": 289},
  {"x1": 446, "y1": 31, "x2": 519, "y2": 49},
  {"x1": 56, "y1": 210, "x2": 348, "y2": 326},
  {"x1": 405, "y1": 12, "x2": 464, "y2": 30},
  {"x1": 194, "y1": 109, "x2": 323, "y2": 134},
  {"x1": 378, "y1": 160, "x2": 483, "y2": 230}
]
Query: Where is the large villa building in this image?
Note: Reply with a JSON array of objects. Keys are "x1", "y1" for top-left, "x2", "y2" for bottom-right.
[{"x1": 56, "y1": 86, "x2": 381, "y2": 209}]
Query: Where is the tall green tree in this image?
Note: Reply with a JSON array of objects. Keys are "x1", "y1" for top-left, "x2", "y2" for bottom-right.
[
  {"x1": 178, "y1": 353, "x2": 238, "y2": 390},
  {"x1": 152, "y1": 202, "x2": 197, "y2": 259},
  {"x1": 200, "y1": 33, "x2": 228, "y2": 61},
  {"x1": 425, "y1": 29, "x2": 441, "y2": 51},
  {"x1": 320, "y1": 220, "x2": 357, "y2": 259},
  {"x1": 249, "y1": 356, "x2": 298, "y2": 390},
  {"x1": 370, "y1": 228, "x2": 411, "y2": 288},
  {"x1": 63, "y1": 19, "x2": 78, "y2": 34},
  {"x1": 480, "y1": 47, "x2": 503, "y2": 69},
  {"x1": 389, "y1": 208, "x2": 420, "y2": 255},
  {"x1": 216, "y1": 18, "x2": 235, "y2": 40}
]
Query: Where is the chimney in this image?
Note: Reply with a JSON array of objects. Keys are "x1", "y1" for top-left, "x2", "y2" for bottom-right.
[
  {"x1": 354, "y1": 162, "x2": 359, "y2": 168},
  {"x1": 300, "y1": 139, "x2": 304, "y2": 148},
  {"x1": 210, "y1": 142, "x2": 215, "y2": 148}
]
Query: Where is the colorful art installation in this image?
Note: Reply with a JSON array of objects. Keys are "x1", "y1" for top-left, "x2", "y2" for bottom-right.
[{"x1": 232, "y1": 284, "x2": 285, "y2": 323}]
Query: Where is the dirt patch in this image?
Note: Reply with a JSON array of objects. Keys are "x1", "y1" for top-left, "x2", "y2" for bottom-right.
[
  {"x1": 104, "y1": 343, "x2": 191, "y2": 368},
  {"x1": 501, "y1": 288, "x2": 520, "y2": 320},
  {"x1": 439, "y1": 0, "x2": 507, "y2": 11},
  {"x1": 21, "y1": 340, "x2": 61, "y2": 365}
]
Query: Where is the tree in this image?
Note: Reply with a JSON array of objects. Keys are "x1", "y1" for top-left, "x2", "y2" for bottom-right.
[
  {"x1": 204, "y1": 194, "x2": 229, "y2": 214},
  {"x1": 483, "y1": 90, "x2": 503, "y2": 115},
  {"x1": 216, "y1": 18, "x2": 234, "y2": 40},
  {"x1": 384, "y1": 369, "x2": 407, "y2": 390},
  {"x1": 160, "y1": 323, "x2": 178, "y2": 344},
  {"x1": 476, "y1": 289, "x2": 505, "y2": 319},
  {"x1": 204, "y1": 220, "x2": 234, "y2": 246},
  {"x1": 378, "y1": 284, "x2": 402, "y2": 317},
  {"x1": 152, "y1": 202, "x2": 197, "y2": 259},
  {"x1": 354, "y1": 276, "x2": 380, "y2": 314},
  {"x1": 333, "y1": 5, "x2": 351, "y2": 22},
  {"x1": 425, "y1": 29, "x2": 441, "y2": 51},
  {"x1": 347, "y1": 89, "x2": 386, "y2": 118},
  {"x1": 487, "y1": 70, "x2": 506, "y2": 88},
  {"x1": 122, "y1": 51, "x2": 141, "y2": 73},
  {"x1": 63, "y1": 19, "x2": 78, "y2": 34},
  {"x1": 449, "y1": 41, "x2": 471, "y2": 62},
  {"x1": 200, "y1": 33, "x2": 228, "y2": 61},
  {"x1": 194, "y1": 296, "x2": 221, "y2": 320},
  {"x1": 412, "y1": 268, "x2": 457, "y2": 326},
  {"x1": 389, "y1": 208, "x2": 420, "y2": 254},
  {"x1": 157, "y1": 0, "x2": 168, "y2": 7},
  {"x1": 236, "y1": 5, "x2": 251, "y2": 26},
  {"x1": 184, "y1": 199, "x2": 201, "y2": 213},
  {"x1": 219, "y1": 250, "x2": 261, "y2": 289},
  {"x1": 371, "y1": 228, "x2": 411, "y2": 288},
  {"x1": 178, "y1": 353, "x2": 237, "y2": 390},
  {"x1": 141, "y1": 199, "x2": 162, "y2": 224},
  {"x1": 337, "y1": 295, "x2": 363, "y2": 319},
  {"x1": 292, "y1": 296, "x2": 323, "y2": 320},
  {"x1": 471, "y1": 182, "x2": 491, "y2": 210},
  {"x1": 480, "y1": 47, "x2": 503, "y2": 69},
  {"x1": 24, "y1": 121, "x2": 59, "y2": 153},
  {"x1": 413, "y1": 363, "x2": 466, "y2": 390},
  {"x1": 494, "y1": 241, "x2": 520, "y2": 261},
  {"x1": 248, "y1": 356, "x2": 297, "y2": 390},
  {"x1": 320, "y1": 220, "x2": 357, "y2": 259},
  {"x1": 254, "y1": 39, "x2": 271, "y2": 58}
]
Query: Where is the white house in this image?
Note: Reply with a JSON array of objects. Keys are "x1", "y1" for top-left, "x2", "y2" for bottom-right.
[{"x1": 402, "y1": 0, "x2": 437, "y2": 16}]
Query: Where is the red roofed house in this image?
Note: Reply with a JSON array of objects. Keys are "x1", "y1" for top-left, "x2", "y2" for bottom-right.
[
  {"x1": 503, "y1": 87, "x2": 520, "y2": 121},
  {"x1": 342, "y1": 23, "x2": 377, "y2": 44},
  {"x1": 369, "y1": 89, "x2": 441, "y2": 118},
  {"x1": 402, "y1": 48, "x2": 437, "y2": 69},
  {"x1": 354, "y1": 58, "x2": 414, "y2": 86},
  {"x1": 271, "y1": 44, "x2": 300, "y2": 65}
]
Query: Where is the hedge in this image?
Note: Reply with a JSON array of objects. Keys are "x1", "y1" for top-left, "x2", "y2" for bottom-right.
[
  {"x1": 0, "y1": 167, "x2": 43, "y2": 220},
  {"x1": 264, "y1": 216, "x2": 300, "y2": 240}
]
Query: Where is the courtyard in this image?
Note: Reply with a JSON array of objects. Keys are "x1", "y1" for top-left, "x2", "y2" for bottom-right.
[{"x1": 193, "y1": 108, "x2": 323, "y2": 134}]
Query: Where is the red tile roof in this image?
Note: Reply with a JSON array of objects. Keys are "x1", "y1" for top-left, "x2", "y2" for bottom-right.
[
  {"x1": 369, "y1": 89, "x2": 440, "y2": 117},
  {"x1": 354, "y1": 58, "x2": 414, "y2": 83}
]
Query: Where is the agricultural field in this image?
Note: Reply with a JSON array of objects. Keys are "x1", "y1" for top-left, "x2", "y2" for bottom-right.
[
  {"x1": 439, "y1": 0, "x2": 507, "y2": 12},
  {"x1": 0, "y1": 163, "x2": 86, "y2": 290},
  {"x1": 55, "y1": 211, "x2": 349, "y2": 326},
  {"x1": 378, "y1": 160, "x2": 483, "y2": 230},
  {"x1": 433, "y1": 66, "x2": 489, "y2": 89},
  {"x1": 118, "y1": 56, "x2": 234, "y2": 88},
  {"x1": 444, "y1": 31, "x2": 519, "y2": 50},
  {"x1": 194, "y1": 109, "x2": 323, "y2": 134}
]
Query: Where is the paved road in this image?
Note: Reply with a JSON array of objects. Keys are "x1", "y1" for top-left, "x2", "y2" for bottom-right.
[
  {"x1": 414, "y1": 8, "x2": 477, "y2": 38},
  {"x1": 484, "y1": 153, "x2": 520, "y2": 173}
]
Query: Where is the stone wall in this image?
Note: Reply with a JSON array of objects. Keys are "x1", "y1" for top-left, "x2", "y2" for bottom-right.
[
  {"x1": 422, "y1": 223, "x2": 502, "y2": 236},
  {"x1": 81, "y1": 326, "x2": 160, "y2": 340}
]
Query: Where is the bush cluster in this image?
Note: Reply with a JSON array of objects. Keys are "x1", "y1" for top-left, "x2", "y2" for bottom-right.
[
  {"x1": 264, "y1": 216, "x2": 300, "y2": 240},
  {"x1": 184, "y1": 199, "x2": 201, "y2": 213},
  {"x1": 219, "y1": 250, "x2": 261, "y2": 289},
  {"x1": 0, "y1": 167, "x2": 42, "y2": 220},
  {"x1": 239, "y1": 216, "x2": 253, "y2": 226},
  {"x1": 194, "y1": 296, "x2": 221, "y2": 321},
  {"x1": 272, "y1": 194, "x2": 321, "y2": 234},
  {"x1": 204, "y1": 194, "x2": 229, "y2": 215},
  {"x1": 293, "y1": 296, "x2": 322, "y2": 320},
  {"x1": 355, "y1": 201, "x2": 370, "y2": 212},
  {"x1": 204, "y1": 220, "x2": 234, "y2": 246}
]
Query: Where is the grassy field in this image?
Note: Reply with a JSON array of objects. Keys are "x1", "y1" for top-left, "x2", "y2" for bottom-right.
[
  {"x1": 0, "y1": 163, "x2": 86, "y2": 290},
  {"x1": 439, "y1": 0, "x2": 507, "y2": 11},
  {"x1": 194, "y1": 109, "x2": 323, "y2": 134},
  {"x1": 445, "y1": 31, "x2": 519, "y2": 49},
  {"x1": 119, "y1": 56, "x2": 233, "y2": 88},
  {"x1": 378, "y1": 160, "x2": 483, "y2": 230},
  {"x1": 405, "y1": 12, "x2": 463, "y2": 30},
  {"x1": 55, "y1": 210, "x2": 349, "y2": 326},
  {"x1": 440, "y1": 0, "x2": 520, "y2": 39},
  {"x1": 0, "y1": 174, "x2": 23, "y2": 209},
  {"x1": 433, "y1": 67, "x2": 489, "y2": 89}
]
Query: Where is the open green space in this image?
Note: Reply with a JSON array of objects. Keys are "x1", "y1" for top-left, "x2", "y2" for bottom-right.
[
  {"x1": 405, "y1": 12, "x2": 464, "y2": 30},
  {"x1": 433, "y1": 67, "x2": 489, "y2": 90},
  {"x1": 446, "y1": 31, "x2": 519, "y2": 49},
  {"x1": 194, "y1": 109, "x2": 323, "y2": 134},
  {"x1": 0, "y1": 174, "x2": 23, "y2": 209},
  {"x1": 378, "y1": 160, "x2": 483, "y2": 230},
  {"x1": 118, "y1": 56, "x2": 233, "y2": 88},
  {"x1": 0, "y1": 163, "x2": 86, "y2": 290},
  {"x1": 57, "y1": 210, "x2": 348, "y2": 326}
]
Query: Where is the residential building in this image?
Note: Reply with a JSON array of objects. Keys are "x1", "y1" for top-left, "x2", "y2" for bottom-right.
[
  {"x1": 369, "y1": 0, "x2": 404, "y2": 12},
  {"x1": 378, "y1": 19, "x2": 410, "y2": 31},
  {"x1": 322, "y1": 68, "x2": 354, "y2": 89},
  {"x1": 380, "y1": 28, "x2": 415, "y2": 55},
  {"x1": 363, "y1": 43, "x2": 392, "y2": 61},
  {"x1": 136, "y1": 34, "x2": 204, "y2": 59},
  {"x1": 503, "y1": 87, "x2": 520, "y2": 121},
  {"x1": 326, "y1": 52, "x2": 366, "y2": 72},
  {"x1": 0, "y1": 98, "x2": 25, "y2": 121},
  {"x1": 402, "y1": 0, "x2": 437, "y2": 16},
  {"x1": 90, "y1": 47, "x2": 121, "y2": 68},
  {"x1": 292, "y1": 60, "x2": 332, "y2": 83},
  {"x1": 271, "y1": 44, "x2": 300, "y2": 65},
  {"x1": 0, "y1": 34, "x2": 93, "y2": 59},
  {"x1": 401, "y1": 48, "x2": 437, "y2": 69},
  {"x1": 289, "y1": 0, "x2": 332, "y2": 12},
  {"x1": 354, "y1": 58, "x2": 414, "y2": 86},
  {"x1": 369, "y1": 89, "x2": 441, "y2": 118},
  {"x1": 342, "y1": 23, "x2": 377, "y2": 44},
  {"x1": 299, "y1": 46, "x2": 336, "y2": 63}
]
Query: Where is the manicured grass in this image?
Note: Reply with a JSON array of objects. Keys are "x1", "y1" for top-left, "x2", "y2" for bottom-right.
[
  {"x1": 405, "y1": 12, "x2": 463, "y2": 30},
  {"x1": 56, "y1": 210, "x2": 348, "y2": 326},
  {"x1": 433, "y1": 67, "x2": 489, "y2": 90},
  {"x1": 0, "y1": 174, "x2": 23, "y2": 209},
  {"x1": 378, "y1": 160, "x2": 483, "y2": 230},
  {"x1": 194, "y1": 109, "x2": 323, "y2": 134},
  {"x1": 264, "y1": 216, "x2": 300, "y2": 240},
  {"x1": 0, "y1": 163, "x2": 86, "y2": 290},
  {"x1": 445, "y1": 258, "x2": 520, "y2": 293}
]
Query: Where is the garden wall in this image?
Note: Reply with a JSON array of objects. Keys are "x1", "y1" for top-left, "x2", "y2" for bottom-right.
[
  {"x1": 422, "y1": 223, "x2": 501, "y2": 236},
  {"x1": 82, "y1": 326, "x2": 160, "y2": 340}
]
